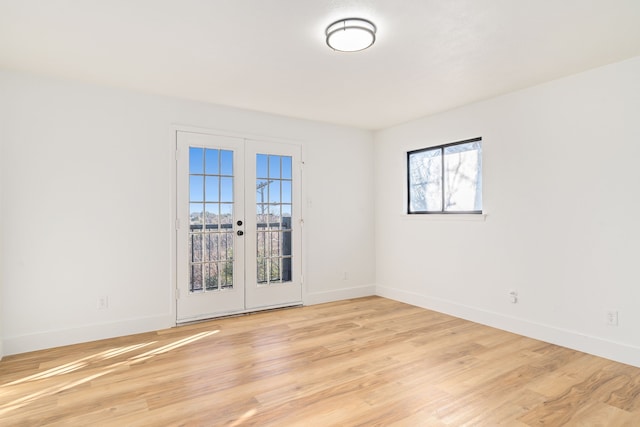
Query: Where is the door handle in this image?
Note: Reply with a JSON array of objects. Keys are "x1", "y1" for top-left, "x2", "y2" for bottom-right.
[{"x1": 237, "y1": 230, "x2": 244, "y2": 236}]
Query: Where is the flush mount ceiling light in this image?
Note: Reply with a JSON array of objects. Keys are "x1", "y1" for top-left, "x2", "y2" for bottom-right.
[{"x1": 325, "y1": 18, "x2": 377, "y2": 52}]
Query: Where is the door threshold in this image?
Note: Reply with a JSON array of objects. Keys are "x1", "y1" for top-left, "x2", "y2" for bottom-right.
[{"x1": 176, "y1": 302, "x2": 303, "y2": 325}]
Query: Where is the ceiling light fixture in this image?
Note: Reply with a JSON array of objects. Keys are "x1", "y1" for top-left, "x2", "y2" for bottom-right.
[{"x1": 325, "y1": 18, "x2": 377, "y2": 52}]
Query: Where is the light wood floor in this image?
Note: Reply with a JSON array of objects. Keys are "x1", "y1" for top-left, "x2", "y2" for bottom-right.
[{"x1": 1, "y1": 297, "x2": 639, "y2": 426}]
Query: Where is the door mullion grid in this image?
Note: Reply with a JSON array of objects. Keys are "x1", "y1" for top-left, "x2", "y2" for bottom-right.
[
  {"x1": 217, "y1": 149, "x2": 223, "y2": 290},
  {"x1": 265, "y1": 156, "x2": 271, "y2": 286},
  {"x1": 199, "y1": 148, "x2": 206, "y2": 293}
]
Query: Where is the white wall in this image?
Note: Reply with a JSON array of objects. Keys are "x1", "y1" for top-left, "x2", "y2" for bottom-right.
[
  {"x1": 374, "y1": 56, "x2": 640, "y2": 367},
  {"x1": 0, "y1": 70, "x2": 375, "y2": 355},
  {"x1": 5, "y1": 57, "x2": 639, "y2": 366},
  {"x1": 0, "y1": 76, "x2": 5, "y2": 359}
]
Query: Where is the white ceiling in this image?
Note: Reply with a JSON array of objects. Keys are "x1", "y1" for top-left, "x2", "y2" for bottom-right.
[{"x1": 1, "y1": 0, "x2": 640, "y2": 130}]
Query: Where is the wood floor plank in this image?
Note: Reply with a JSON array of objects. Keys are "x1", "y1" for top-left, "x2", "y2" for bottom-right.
[{"x1": 1, "y1": 296, "x2": 639, "y2": 426}]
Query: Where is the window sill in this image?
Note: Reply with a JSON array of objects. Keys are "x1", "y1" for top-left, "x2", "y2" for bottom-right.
[{"x1": 402, "y1": 213, "x2": 487, "y2": 222}]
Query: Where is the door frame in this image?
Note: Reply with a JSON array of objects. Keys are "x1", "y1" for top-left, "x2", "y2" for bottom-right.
[{"x1": 170, "y1": 125, "x2": 306, "y2": 325}]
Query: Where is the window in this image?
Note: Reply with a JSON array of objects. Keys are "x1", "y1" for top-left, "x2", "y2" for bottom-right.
[{"x1": 407, "y1": 137, "x2": 482, "y2": 214}]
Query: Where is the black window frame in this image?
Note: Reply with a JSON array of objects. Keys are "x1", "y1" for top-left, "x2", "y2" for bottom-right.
[{"x1": 407, "y1": 137, "x2": 483, "y2": 215}]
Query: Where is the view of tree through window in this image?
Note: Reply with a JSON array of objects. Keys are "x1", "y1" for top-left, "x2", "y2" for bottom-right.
[{"x1": 408, "y1": 138, "x2": 482, "y2": 214}]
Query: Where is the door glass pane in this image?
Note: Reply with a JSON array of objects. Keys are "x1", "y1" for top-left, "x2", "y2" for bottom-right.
[
  {"x1": 270, "y1": 258, "x2": 281, "y2": 282},
  {"x1": 269, "y1": 204, "x2": 281, "y2": 228},
  {"x1": 221, "y1": 261, "x2": 233, "y2": 289},
  {"x1": 190, "y1": 176, "x2": 204, "y2": 202},
  {"x1": 255, "y1": 154, "x2": 293, "y2": 285},
  {"x1": 204, "y1": 149, "x2": 219, "y2": 175},
  {"x1": 270, "y1": 231, "x2": 281, "y2": 257},
  {"x1": 257, "y1": 258, "x2": 267, "y2": 283},
  {"x1": 269, "y1": 155, "x2": 281, "y2": 179},
  {"x1": 220, "y1": 177, "x2": 233, "y2": 202},
  {"x1": 204, "y1": 233, "x2": 218, "y2": 262},
  {"x1": 257, "y1": 231, "x2": 267, "y2": 257},
  {"x1": 256, "y1": 154, "x2": 268, "y2": 178},
  {"x1": 204, "y1": 203, "x2": 218, "y2": 229},
  {"x1": 268, "y1": 181, "x2": 280, "y2": 203},
  {"x1": 221, "y1": 150, "x2": 233, "y2": 176},
  {"x1": 189, "y1": 146, "x2": 234, "y2": 292},
  {"x1": 282, "y1": 257, "x2": 292, "y2": 281},
  {"x1": 219, "y1": 232, "x2": 230, "y2": 260},
  {"x1": 257, "y1": 204, "x2": 268, "y2": 228},
  {"x1": 282, "y1": 181, "x2": 292, "y2": 203},
  {"x1": 282, "y1": 231, "x2": 292, "y2": 256},
  {"x1": 205, "y1": 176, "x2": 219, "y2": 202},
  {"x1": 205, "y1": 263, "x2": 218, "y2": 290},
  {"x1": 282, "y1": 157, "x2": 292, "y2": 179},
  {"x1": 190, "y1": 203, "x2": 203, "y2": 228},
  {"x1": 190, "y1": 147, "x2": 204, "y2": 174},
  {"x1": 220, "y1": 203, "x2": 233, "y2": 225},
  {"x1": 191, "y1": 264, "x2": 203, "y2": 291},
  {"x1": 190, "y1": 233, "x2": 202, "y2": 263}
]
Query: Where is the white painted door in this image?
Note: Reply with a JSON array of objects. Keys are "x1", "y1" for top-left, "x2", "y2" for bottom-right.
[
  {"x1": 176, "y1": 132, "x2": 245, "y2": 322},
  {"x1": 176, "y1": 132, "x2": 302, "y2": 322},
  {"x1": 244, "y1": 139, "x2": 302, "y2": 310}
]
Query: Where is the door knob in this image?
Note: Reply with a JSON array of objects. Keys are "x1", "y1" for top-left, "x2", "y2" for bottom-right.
[
  {"x1": 237, "y1": 220, "x2": 243, "y2": 226},
  {"x1": 237, "y1": 230, "x2": 244, "y2": 236}
]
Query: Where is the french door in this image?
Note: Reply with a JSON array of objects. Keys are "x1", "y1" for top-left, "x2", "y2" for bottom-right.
[{"x1": 176, "y1": 131, "x2": 302, "y2": 323}]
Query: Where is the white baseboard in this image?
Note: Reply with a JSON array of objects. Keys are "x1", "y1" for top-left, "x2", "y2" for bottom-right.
[
  {"x1": 10, "y1": 285, "x2": 636, "y2": 368},
  {"x1": 4, "y1": 315, "x2": 174, "y2": 356},
  {"x1": 305, "y1": 284, "x2": 376, "y2": 306},
  {"x1": 376, "y1": 285, "x2": 640, "y2": 368},
  {"x1": 3, "y1": 285, "x2": 376, "y2": 355}
]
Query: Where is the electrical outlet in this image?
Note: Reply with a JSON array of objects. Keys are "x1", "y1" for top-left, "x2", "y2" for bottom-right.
[
  {"x1": 508, "y1": 290, "x2": 518, "y2": 304},
  {"x1": 97, "y1": 296, "x2": 109, "y2": 310},
  {"x1": 606, "y1": 310, "x2": 618, "y2": 326}
]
